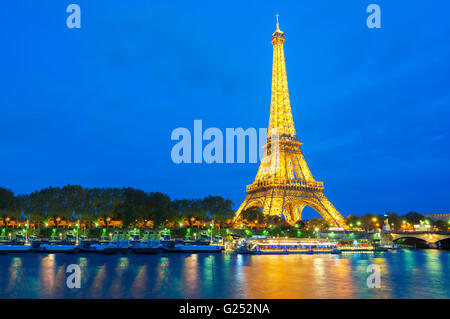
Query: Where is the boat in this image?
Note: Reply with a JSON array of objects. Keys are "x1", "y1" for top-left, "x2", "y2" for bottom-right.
[
  {"x1": 89, "y1": 239, "x2": 129, "y2": 254},
  {"x1": 235, "y1": 238, "x2": 340, "y2": 255},
  {"x1": 337, "y1": 241, "x2": 389, "y2": 252},
  {"x1": 128, "y1": 231, "x2": 161, "y2": 254},
  {"x1": 77, "y1": 240, "x2": 98, "y2": 253},
  {"x1": 230, "y1": 233, "x2": 245, "y2": 240},
  {"x1": 338, "y1": 246, "x2": 388, "y2": 252},
  {"x1": 0, "y1": 243, "x2": 31, "y2": 253},
  {"x1": 85, "y1": 231, "x2": 129, "y2": 254},
  {"x1": 162, "y1": 241, "x2": 223, "y2": 253},
  {"x1": 31, "y1": 241, "x2": 78, "y2": 253},
  {"x1": 131, "y1": 239, "x2": 160, "y2": 254}
]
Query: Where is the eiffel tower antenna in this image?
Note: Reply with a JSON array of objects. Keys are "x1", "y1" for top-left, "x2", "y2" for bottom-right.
[{"x1": 233, "y1": 19, "x2": 347, "y2": 229}]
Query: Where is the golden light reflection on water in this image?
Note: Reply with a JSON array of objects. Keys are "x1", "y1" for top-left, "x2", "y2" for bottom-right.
[
  {"x1": 152, "y1": 257, "x2": 170, "y2": 295},
  {"x1": 238, "y1": 255, "x2": 391, "y2": 299},
  {"x1": 7, "y1": 257, "x2": 23, "y2": 295},
  {"x1": 182, "y1": 254, "x2": 199, "y2": 296},
  {"x1": 90, "y1": 264, "x2": 106, "y2": 298},
  {"x1": 326, "y1": 257, "x2": 355, "y2": 298},
  {"x1": 39, "y1": 254, "x2": 56, "y2": 298},
  {"x1": 110, "y1": 257, "x2": 129, "y2": 298},
  {"x1": 130, "y1": 264, "x2": 148, "y2": 298}
]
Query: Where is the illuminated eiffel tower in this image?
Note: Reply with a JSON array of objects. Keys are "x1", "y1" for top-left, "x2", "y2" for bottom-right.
[{"x1": 233, "y1": 16, "x2": 347, "y2": 228}]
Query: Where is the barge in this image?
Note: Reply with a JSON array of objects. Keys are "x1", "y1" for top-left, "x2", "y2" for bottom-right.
[{"x1": 236, "y1": 239, "x2": 341, "y2": 255}]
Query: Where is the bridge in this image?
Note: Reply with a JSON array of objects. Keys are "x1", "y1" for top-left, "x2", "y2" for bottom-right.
[
  {"x1": 318, "y1": 230, "x2": 450, "y2": 248},
  {"x1": 388, "y1": 231, "x2": 450, "y2": 248}
]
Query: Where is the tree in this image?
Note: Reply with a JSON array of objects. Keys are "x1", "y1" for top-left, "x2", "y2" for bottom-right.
[
  {"x1": 385, "y1": 212, "x2": 402, "y2": 230},
  {"x1": 0, "y1": 187, "x2": 14, "y2": 227},
  {"x1": 294, "y1": 220, "x2": 307, "y2": 230},
  {"x1": 147, "y1": 192, "x2": 173, "y2": 228},
  {"x1": 404, "y1": 212, "x2": 424, "y2": 225},
  {"x1": 240, "y1": 206, "x2": 264, "y2": 228},
  {"x1": 176, "y1": 199, "x2": 194, "y2": 227},
  {"x1": 345, "y1": 214, "x2": 360, "y2": 228},
  {"x1": 361, "y1": 213, "x2": 377, "y2": 231},
  {"x1": 307, "y1": 217, "x2": 329, "y2": 230},
  {"x1": 203, "y1": 196, "x2": 234, "y2": 228},
  {"x1": 264, "y1": 214, "x2": 282, "y2": 227},
  {"x1": 433, "y1": 220, "x2": 449, "y2": 231}
]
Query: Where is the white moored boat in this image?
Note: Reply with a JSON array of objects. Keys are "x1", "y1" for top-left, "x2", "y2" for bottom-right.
[
  {"x1": 89, "y1": 239, "x2": 129, "y2": 254},
  {"x1": 131, "y1": 239, "x2": 160, "y2": 254},
  {"x1": 162, "y1": 241, "x2": 223, "y2": 253},
  {"x1": 0, "y1": 244, "x2": 31, "y2": 253},
  {"x1": 31, "y1": 241, "x2": 78, "y2": 253}
]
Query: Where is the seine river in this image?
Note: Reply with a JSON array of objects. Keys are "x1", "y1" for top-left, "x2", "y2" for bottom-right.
[{"x1": 0, "y1": 249, "x2": 449, "y2": 298}]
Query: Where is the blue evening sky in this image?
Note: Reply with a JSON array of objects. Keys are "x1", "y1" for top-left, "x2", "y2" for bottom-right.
[{"x1": 1, "y1": 1, "x2": 450, "y2": 218}]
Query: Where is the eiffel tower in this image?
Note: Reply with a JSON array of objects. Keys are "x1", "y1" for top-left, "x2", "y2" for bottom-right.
[{"x1": 233, "y1": 16, "x2": 347, "y2": 228}]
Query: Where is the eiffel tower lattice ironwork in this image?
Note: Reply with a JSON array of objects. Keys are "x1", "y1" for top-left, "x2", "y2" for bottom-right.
[{"x1": 233, "y1": 16, "x2": 347, "y2": 228}]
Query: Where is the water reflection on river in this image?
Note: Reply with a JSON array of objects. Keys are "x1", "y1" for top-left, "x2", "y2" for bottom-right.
[{"x1": 0, "y1": 249, "x2": 448, "y2": 298}]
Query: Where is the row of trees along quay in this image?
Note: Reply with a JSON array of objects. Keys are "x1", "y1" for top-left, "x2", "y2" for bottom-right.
[{"x1": 0, "y1": 186, "x2": 449, "y2": 239}]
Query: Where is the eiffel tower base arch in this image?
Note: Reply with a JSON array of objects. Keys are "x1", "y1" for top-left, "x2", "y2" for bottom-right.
[{"x1": 233, "y1": 187, "x2": 347, "y2": 228}]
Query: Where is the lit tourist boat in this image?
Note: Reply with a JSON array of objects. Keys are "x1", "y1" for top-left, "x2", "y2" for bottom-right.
[
  {"x1": 337, "y1": 243, "x2": 388, "y2": 252},
  {"x1": 236, "y1": 239, "x2": 341, "y2": 254}
]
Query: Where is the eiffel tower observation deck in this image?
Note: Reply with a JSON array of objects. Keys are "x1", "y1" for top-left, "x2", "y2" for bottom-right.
[{"x1": 233, "y1": 16, "x2": 347, "y2": 228}]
